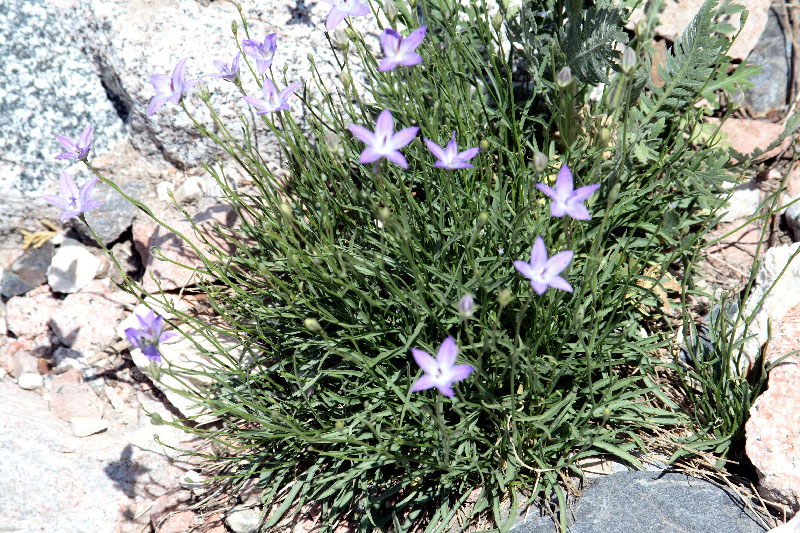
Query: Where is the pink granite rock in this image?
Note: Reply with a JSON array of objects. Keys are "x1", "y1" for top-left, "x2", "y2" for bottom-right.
[
  {"x1": 150, "y1": 488, "x2": 192, "y2": 532},
  {"x1": 5, "y1": 290, "x2": 60, "y2": 338},
  {"x1": 50, "y1": 280, "x2": 126, "y2": 351},
  {"x1": 134, "y1": 205, "x2": 238, "y2": 293},
  {"x1": 49, "y1": 380, "x2": 105, "y2": 421},
  {"x1": 746, "y1": 304, "x2": 800, "y2": 514}
]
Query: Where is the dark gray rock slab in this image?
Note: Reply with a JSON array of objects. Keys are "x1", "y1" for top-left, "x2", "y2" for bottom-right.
[
  {"x1": 745, "y1": 6, "x2": 792, "y2": 118},
  {"x1": 1, "y1": 240, "x2": 55, "y2": 297},
  {"x1": 511, "y1": 471, "x2": 768, "y2": 533}
]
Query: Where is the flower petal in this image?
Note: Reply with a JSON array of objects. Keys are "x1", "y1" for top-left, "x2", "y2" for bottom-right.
[
  {"x1": 530, "y1": 236, "x2": 548, "y2": 267},
  {"x1": 390, "y1": 127, "x2": 419, "y2": 150},
  {"x1": 41, "y1": 194, "x2": 70, "y2": 211},
  {"x1": 410, "y1": 374, "x2": 436, "y2": 392},
  {"x1": 564, "y1": 201, "x2": 590, "y2": 220},
  {"x1": 546, "y1": 250, "x2": 574, "y2": 276},
  {"x1": 384, "y1": 150, "x2": 408, "y2": 168},
  {"x1": 380, "y1": 29, "x2": 401, "y2": 56},
  {"x1": 141, "y1": 345, "x2": 163, "y2": 363},
  {"x1": 571, "y1": 183, "x2": 600, "y2": 202},
  {"x1": 536, "y1": 183, "x2": 557, "y2": 200},
  {"x1": 279, "y1": 81, "x2": 301, "y2": 102},
  {"x1": 423, "y1": 138, "x2": 446, "y2": 161},
  {"x1": 555, "y1": 164, "x2": 574, "y2": 194},
  {"x1": 147, "y1": 93, "x2": 172, "y2": 117},
  {"x1": 359, "y1": 147, "x2": 383, "y2": 164},
  {"x1": 435, "y1": 384, "x2": 455, "y2": 397},
  {"x1": 397, "y1": 53, "x2": 422, "y2": 67},
  {"x1": 347, "y1": 124, "x2": 376, "y2": 145},
  {"x1": 55, "y1": 135, "x2": 76, "y2": 153},
  {"x1": 374, "y1": 109, "x2": 395, "y2": 139},
  {"x1": 326, "y1": 8, "x2": 346, "y2": 32},
  {"x1": 79, "y1": 124, "x2": 92, "y2": 148},
  {"x1": 411, "y1": 348, "x2": 438, "y2": 375},
  {"x1": 450, "y1": 364, "x2": 474, "y2": 382},
  {"x1": 530, "y1": 279, "x2": 548, "y2": 295},
  {"x1": 172, "y1": 57, "x2": 189, "y2": 90},
  {"x1": 351, "y1": 1, "x2": 371, "y2": 16},
  {"x1": 401, "y1": 26, "x2": 427, "y2": 52},
  {"x1": 78, "y1": 176, "x2": 99, "y2": 206},
  {"x1": 150, "y1": 73, "x2": 171, "y2": 94},
  {"x1": 124, "y1": 328, "x2": 140, "y2": 347},
  {"x1": 547, "y1": 275, "x2": 573, "y2": 293},
  {"x1": 61, "y1": 171, "x2": 79, "y2": 202},
  {"x1": 437, "y1": 336, "x2": 458, "y2": 368},
  {"x1": 513, "y1": 260, "x2": 536, "y2": 280},
  {"x1": 457, "y1": 147, "x2": 480, "y2": 161}
]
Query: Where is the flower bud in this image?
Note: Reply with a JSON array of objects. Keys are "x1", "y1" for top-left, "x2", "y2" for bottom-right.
[
  {"x1": 477, "y1": 211, "x2": 489, "y2": 229},
  {"x1": 378, "y1": 207, "x2": 391, "y2": 223},
  {"x1": 635, "y1": 20, "x2": 648, "y2": 38},
  {"x1": 479, "y1": 139, "x2": 490, "y2": 151},
  {"x1": 279, "y1": 202, "x2": 292, "y2": 217},
  {"x1": 497, "y1": 289, "x2": 513, "y2": 307},
  {"x1": 621, "y1": 46, "x2": 637, "y2": 74},
  {"x1": 231, "y1": 21, "x2": 238, "y2": 36},
  {"x1": 384, "y1": 0, "x2": 398, "y2": 24},
  {"x1": 556, "y1": 66, "x2": 573, "y2": 88},
  {"x1": 331, "y1": 28, "x2": 350, "y2": 51},
  {"x1": 730, "y1": 88, "x2": 745, "y2": 109},
  {"x1": 599, "y1": 127, "x2": 611, "y2": 147},
  {"x1": 408, "y1": 0, "x2": 418, "y2": 7},
  {"x1": 491, "y1": 13, "x2": 503, "y2": 31},
  {"x1": 323, "y1": 131, "x2": 342, "y2": 154},
  {"x1": 345, "y1": 28, "x2": 357, "y2": 40},
  {"x1": 533, "y1": 151, "x2": 548, "y2": 172},
  {"x1": 334, "y1": 420, "x2": 344, "y2": 432},
  {"x1": 341, "y1": 70, "x2": 353, "y2": 88},
  {"x1": 304, "y1": 318, "x2": 322, "y2": 332},
  {"x1": 458, "y1": 294, "x2": 475, "y2": 317},
  {"x1": 307, "y1": 53, "x2": 315, "y2": 65}
]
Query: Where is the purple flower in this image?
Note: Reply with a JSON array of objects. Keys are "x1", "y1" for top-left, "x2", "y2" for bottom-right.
[
  {"x1": 536, "y1": 164, "x2": 600, "y2": 220},
  {"x1": 423, "y1": 131, "x2": 480, "y2": 169},
  {"x1": 514, "y1": 236, "x2": 574, "y2": 295},
  {"x1": 242, "y1": 34, "x2": 277, "y2": 77},
  {"x1": 410, "y1": 336, "x2": 474, "y2": 398},
  {"x1": 458, "y1": 294, "x2": 475, "y2": 317},
  {"x1": 124, "y1": 310, "x2": 177, "y2": 363},
  {"x1": 347, "y1": 109, "x2": 419, "y2": 168},
  {"x1": 378, "y1": 26, "x2": 427, "y2": 72},
  {"x1": 147, "y1": 58, "x2": 200, "y2": 117},
  {"x1": 41, "y1": 171, "x2": 102, "y2": 222},
  {"x1": 242, "y1": 79, "x2": 300, "y2": 114},
  {"x1": 55, "y1": 124, "x2": 92, "y2": 160},
  {"x1": 323, "y1": 0, "x2": 371, "y2": 32},
  {"x1": 206, "y1": 52, "x2": 241, "y2": 83}
]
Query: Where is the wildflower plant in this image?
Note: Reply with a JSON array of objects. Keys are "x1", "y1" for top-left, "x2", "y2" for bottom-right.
[{"x1": 49, "y1": 0, "x2": 800, "y2": 531}]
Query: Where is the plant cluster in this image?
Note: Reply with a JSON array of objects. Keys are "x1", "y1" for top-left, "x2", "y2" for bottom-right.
[{"x1": 39, "y1": 0, "x2": 799, "y2": 531}]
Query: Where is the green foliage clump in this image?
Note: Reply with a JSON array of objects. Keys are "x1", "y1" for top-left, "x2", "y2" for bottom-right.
[{"x1": 138, "y1": 0, "x2": 796, "y2": 531}]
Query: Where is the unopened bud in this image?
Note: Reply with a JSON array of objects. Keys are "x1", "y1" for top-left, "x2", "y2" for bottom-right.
[
  {"x1": 533, "y1": 151, "x2": 548, "y2": 172},
  {"x1": 237, "y1": 3, "x2": 243, "y2": 12},
  {"x1": 324, "y1": 131, "x2": 342, "y2": 153},
  {"x1": 458, "y1": 294, "x2": 475, "y2": 317},
  {"x1": 378, "y1": 207, "x2": 391, "y2": 223},
  {"x1": 730, "y1": 88, "x2": 745, "y2": 109},
  {"x1": 304, "y1": 318, "x2": 322, "y2": 332},
  {"x1": 408, "y1": 0, "x2": 418, "y2": 7},
  {"x1": 497, "y1": 289, "x2": 513, "y2": 307},
  {"x1": 345, "y1": 28, "x2": 357, "y2": 40},
  {"x1": 621, "y1": 46, "x2": 637, "y2": 74},
  {"x1": 279, "y1": 202, "x2": 292, "y2": 217},
  {"x1": 341, "y1": 70, "x2": 353, "y2": 88},
  {"x1": 491, "y1": 13, "x2": 503, "y2": 31},
  {"x1": 384, "y1": 0, "x2": 398, "y2": 24},
  {"x1": 599, "y1": 127, "x2": 611, "y2": 147},
  {"x1": 307, "y1": 53, "x2": 315, "y2": 65},
  {"x1": 334, "y1": 420, "x2": 344, "y2": 432},
  {"x1": 232, "y1": 21, "x2": 238, "y2": 35},
  {"x1": 635, "y1": 20, "x2": 647, "y2": 37},
  {"x1": 477, "y1": 212, "x2": 489, "y2": 229},
  {"x1": 479, "y1": 139, "x2": 490, "y2": 151},
  {"x1": 331, "y1": 28, "x2": 349, "y2": 51},
  {"x1": 556, "y1": 66, "x2": 573, "y2": 88}
]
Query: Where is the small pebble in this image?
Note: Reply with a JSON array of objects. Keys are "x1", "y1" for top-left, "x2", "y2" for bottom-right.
[
  {"x1": 224, "y1": 506, "x2": 261, "y2": 533},
  {"x1": 18, "y1": 372, "x2": 43, "y2": 390}
]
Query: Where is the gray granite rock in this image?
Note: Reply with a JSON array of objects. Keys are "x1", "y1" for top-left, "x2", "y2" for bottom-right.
[
  {"x1": 68, "y1": 182, "x2": 140, "y2": 246},
  {"x1": 0, "y1": 0, "x2": 126, "y2": 238},
  {"x1": 0, "y1": 240, "x2": 55, "y2": 297},
  {"x1": 511, "y1": 471, "x2": 767, "y2": 533},
  {"x1": 745, "y1": 6, "x2": 792, "y2": 118}
]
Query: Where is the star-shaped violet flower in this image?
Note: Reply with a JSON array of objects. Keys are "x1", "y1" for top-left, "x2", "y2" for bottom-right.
[
  {"x1": 147, "y1": 58, "x2": 201, "y2": 117},
  {"x1": 242, "y1": 34, "x2": 277, "y2": 77},
  {"x1": 347, "y1": 109, "x2": 419, "y2": 168},
  {"x1": 536, "y1": 164, "x2": 600, "y2": 220},
  {"x1": 410, "y1": 336, "x2": 474, "y2": 398},
  {"x1": 323, "y1": 0, "x2": 371, "y2": 32},
  {"x1": 514, "y1": 236, "x2": 574, "y2": 295},
  {"x1": 378, "y1": 26, "x2": 427, "y2": 72},
  {"x1": 242, "y1": 79, "x2": 300, "y2": 114},
  {"x1": 55, "y1": 124, "x2": 92, "y2": 160},
  {"x1": 423, "y1": 131, "x2": 480, "y2": 169},
  {"x1": 124, "y1": 310, "x2": 178, "y2": 363},
  {"x1": 41, "y1": 171, "x2": 102, "y2": 222},
  {"x1": 206, "y1": 52, "x2": 241, "y2": 83}
]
